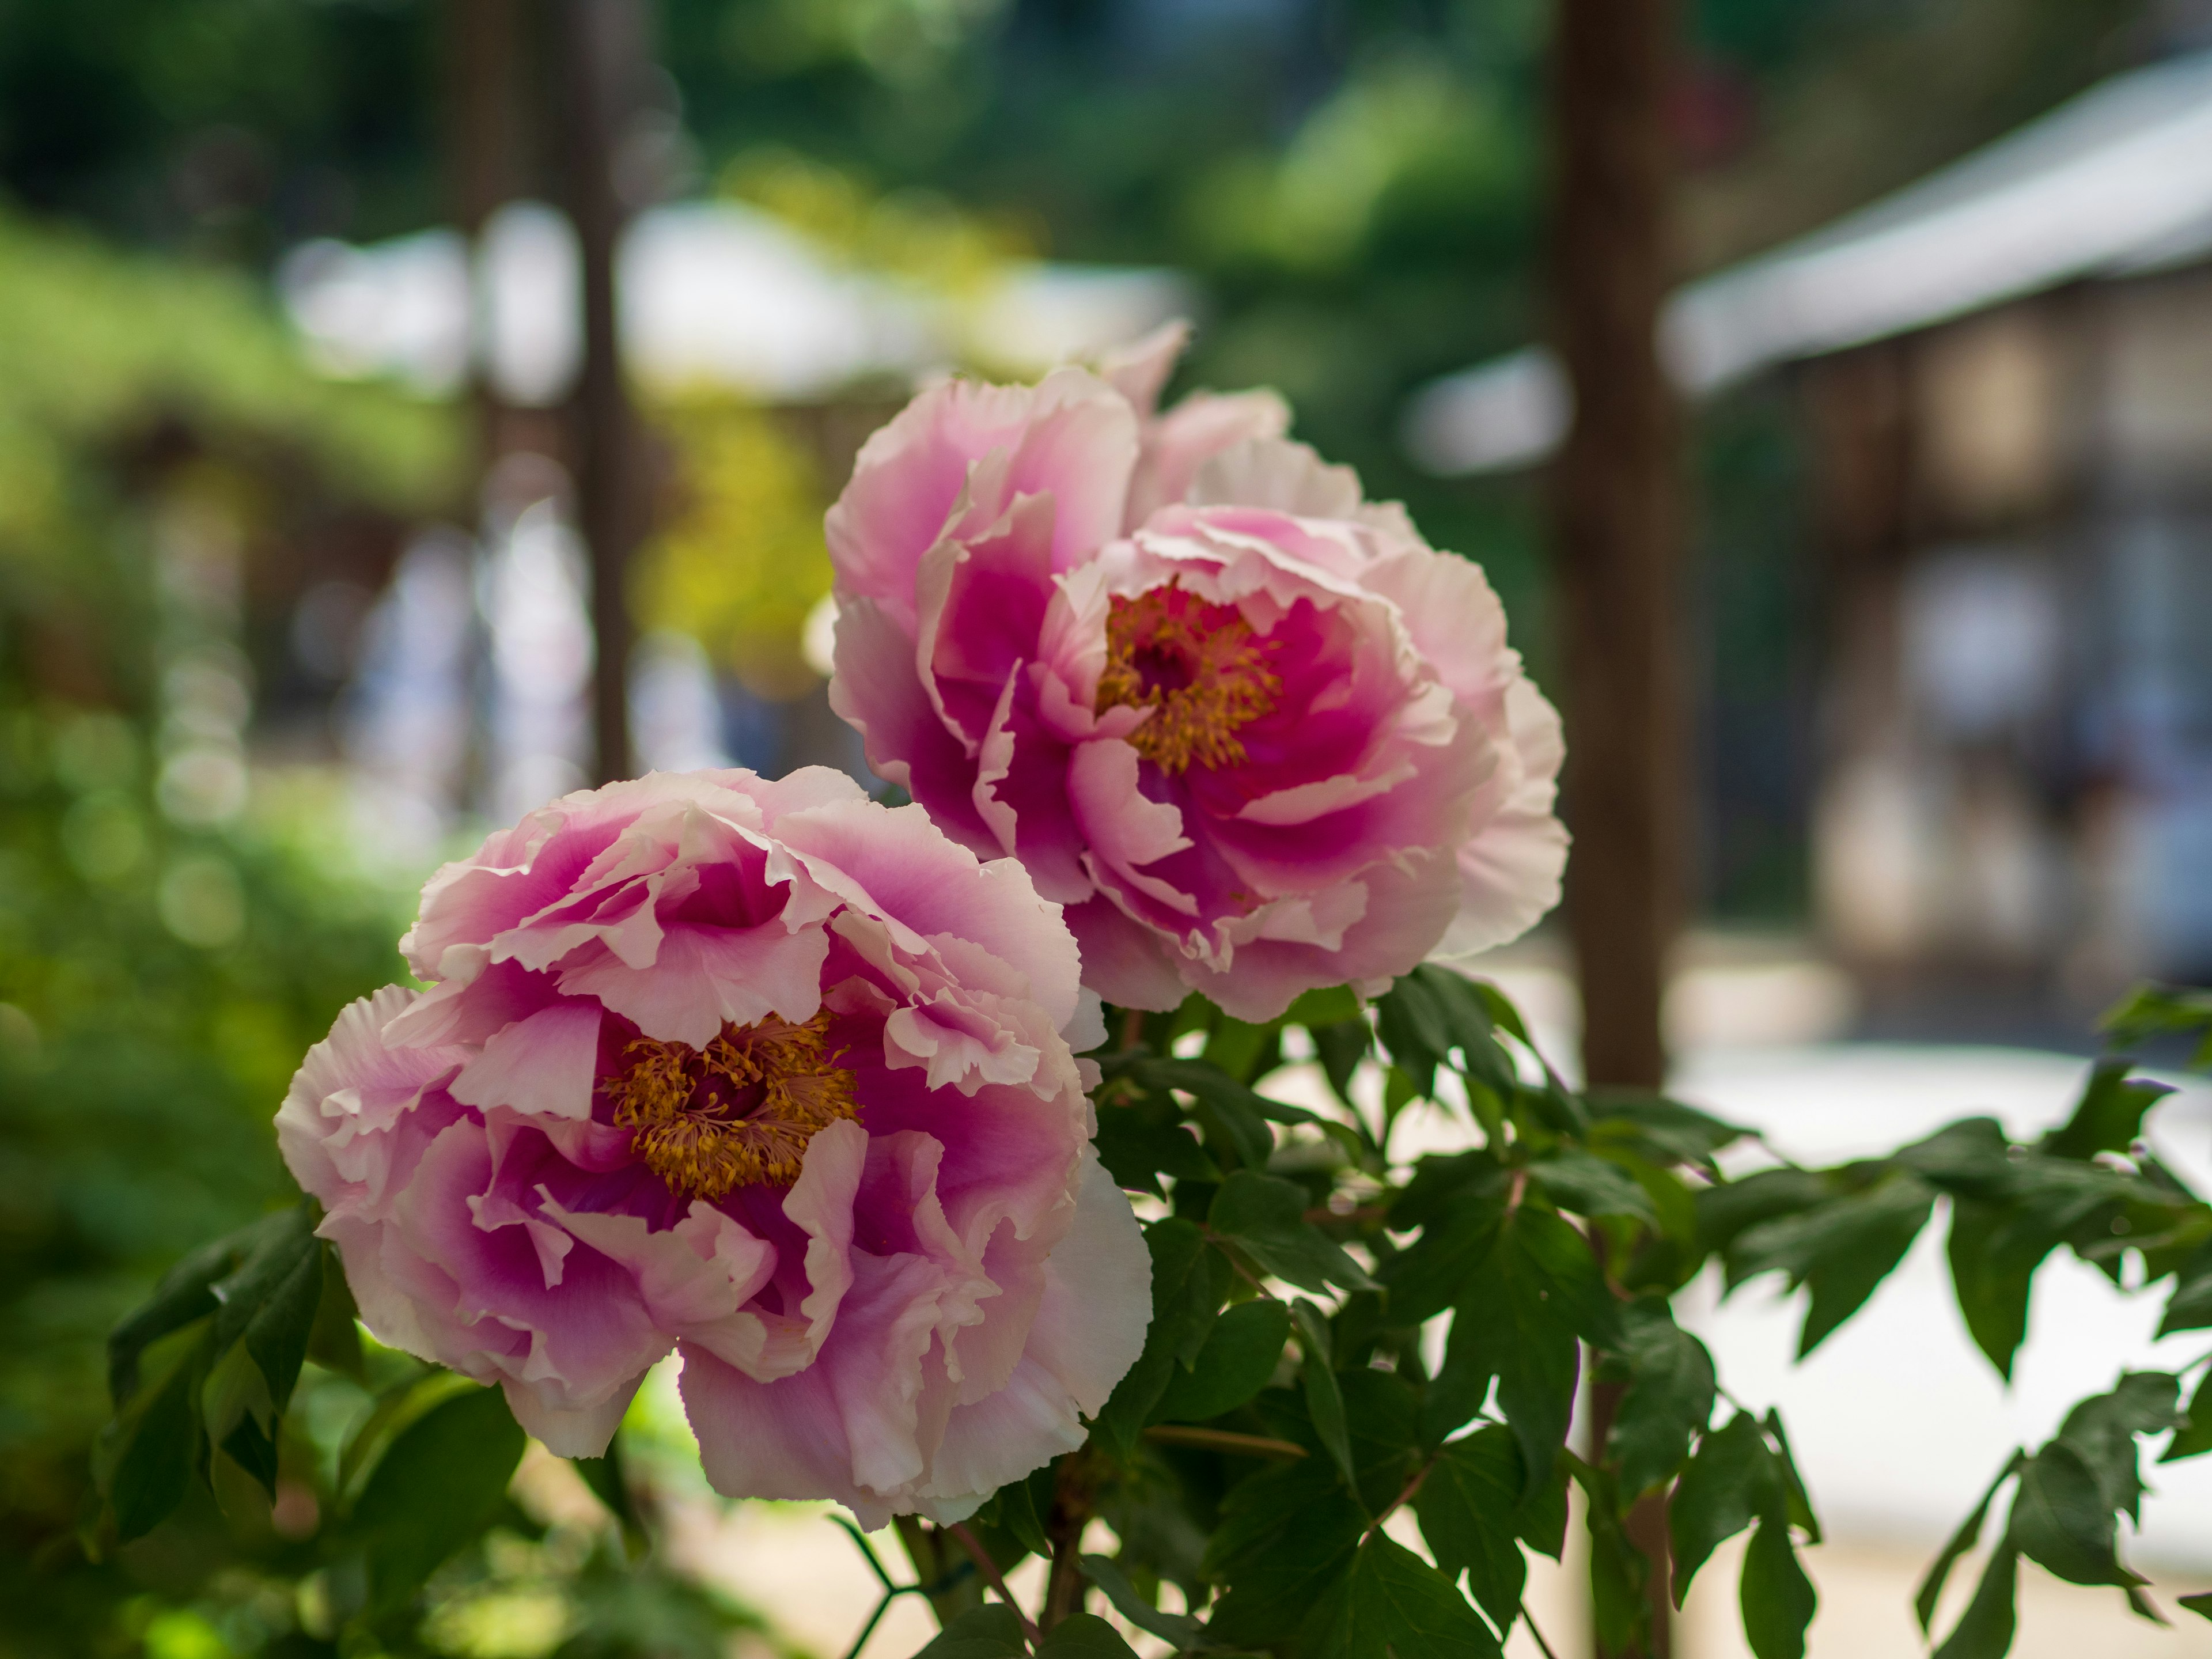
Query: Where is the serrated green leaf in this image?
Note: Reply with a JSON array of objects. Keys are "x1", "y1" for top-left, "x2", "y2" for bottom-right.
[
  {"x1": 2181, "y1": 1590, "x2": 2212, "y2": 1622},
  {"x1": 1082, "y1": 1553, "x2": 1206, "y2": 1648},
  {"x1": 1037, "y1": 1612, "x2": 1139, "y2": 1658},
  {"x1": 351, "y1": 1382, "x2": 527, "y2": 1613},
  {"x1": 1696, "y1": 1167, "x2": 1838, "y2": 1257},
  {"x1": 1437, "y1": 1208, "x2": 1617, "y2": 1496},
  {"x1": 1092, "y1": 1219, "x2": 1227, "y2": 1457},
  {"x1": 1302, "y1": 1532, "x2": 1502, "y2": 1659},
  {"x1": 1341, "y1": 1368, "x2": 1422, "y2": 1516},
  {"x1": 2102, "y1": 984, "x2": 2212, "y2": 1067},
  {"x1": 1586, "y1": 1094, "x2": 1750, "y2": 1173},
  {"x1": 573, "y1": 1431, "x2": 646, "y2": 1555},
  {"x1": 1933, "y1": 1546, "x2": 2018, "y2": 1659},
  {"x1": 1574, "y1": 1458, "x2": 1650, "y2": 1655},
  {"x1": 1916, "y1": 1454, "x2": 2024, "y2": 1631},
  {"x1": 1154, "y1": 1298, "x2": 1291, "y2": 1425},
  {"x1": 1210, "y1": 1171, "x2": 1377, "y2": 1293},
  {"x1": 1412, "y1": 1427, "x2": 1528, "y2": 1627},
  {"x1": 1094, "y1": 1105, "x2": 1221, "y2": 1195},
  {"x1": 2010, "y1": 1441, "x2": 2135, "y2": 1589},
  {"x1": 1669, "y1": 1414, "x2": 1771, "y2": 1604},
  {"x1": 1377, "y1": 973, "x2": 1453, "y2": 1097},
  {"x1": 1729, "y1": 1173, "x2": 1934, "y2": 1355},
  {"x1": 2043, "y1": 1060, "x2": 2174, "y2": 1162},
  {"x1": 1203, "y1": 1457, "x2": 1366, "y2": 1647},
  {"x1": 915, "y1": 1604, "x2": 1030, "y2": 1659},
  {"x1": 1293, "y1": 1300, "x2": 1358, "y2": 1494},
  {"x1": 1605, "y1": 1296, "x2": 1717, "y2": 1499},
  {"x1": 2161, "y1": 1368, "x2": 2212, "y2": 1463},
  {"x1": 1531, "y1": 1149, "x2": 1658, "y2": 1224},
  {"x1": 1763, "y1": 1410, "x2": 1820, "y2": 1543},
  {"x1": 2158, "y1": 1237, "x2": 2212, "y2": 1338},
  {"x1": 1741, "y1": 1512, "x2": 1817, "y2": 1659},
  {"x1": 2053, "y1": 1372, "x2": 2177, "y2": 1523},
  {"x1": 1312, "y1": 1018, "x2": 1370, "y2": 1108}
]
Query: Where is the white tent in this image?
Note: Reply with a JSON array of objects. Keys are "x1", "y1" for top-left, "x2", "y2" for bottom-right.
[{"x1": 1404, "y1": 50, "x2": 2212, "y2": 474}]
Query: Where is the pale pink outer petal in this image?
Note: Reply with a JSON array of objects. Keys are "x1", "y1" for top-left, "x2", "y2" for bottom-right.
[
  {"x1": 1185, "y1": 431, "x2": 1362, "y2": 521},
  {"x1": 446, "y1": 1001, "x2": 604, "y2": 1119},
  {"x1": 1433, "y1": 678, "x2": 1571, "y2": 962},
  {"x1": 916, "y1": 1152, "x2": 1149, "y2": 1509},
  {"x1": 277, "y1": 985, "x2": 469, "y2": 1208},
  {"x1": 827, "y1": 597, "x2": 999, "y2": 857},
  {"x1": 1127, "y1": 390, "x2": 1295, "y2": 529},
  {"x1": 1093, "y1": 319, "x2": 1188, "y2": 413},
  {"x1": 827, "y1": 369, "x2": 1139, "y2": 628},
  {"x1": 503, "y1": 1373, "x2": 645, "y2": 1459}
]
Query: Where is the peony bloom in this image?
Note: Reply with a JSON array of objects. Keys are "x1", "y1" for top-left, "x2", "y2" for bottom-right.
[
  {"x1": 827, "y1": 324, "x2": 1566, "y2": 1021},
  {"x1": 277, "y1": 768, "x2": 1146, "y2": 1527}
]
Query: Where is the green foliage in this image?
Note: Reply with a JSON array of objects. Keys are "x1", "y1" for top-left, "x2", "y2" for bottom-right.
[{"x1": 78, "y1": 941, "x2": 2212, "y2": 1659}]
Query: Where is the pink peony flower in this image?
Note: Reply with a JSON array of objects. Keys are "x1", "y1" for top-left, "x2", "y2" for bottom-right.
[
  {"x1": 277, "y1": 768, "x2": 1146, "y2": 1527},
  {"x1": 827, "y1": 324, "x2": 1567, "y2": 1021}
]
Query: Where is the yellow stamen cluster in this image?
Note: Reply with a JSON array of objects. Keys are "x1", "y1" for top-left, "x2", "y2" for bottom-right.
[
  {"x1": 604, "y1": 1010, "x2": 857, "y2": 1199},
  {"x1": 1095, "y1": 582, "x2": 1282, "y2": 774}
]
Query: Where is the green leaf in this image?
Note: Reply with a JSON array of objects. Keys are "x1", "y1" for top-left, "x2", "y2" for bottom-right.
[
  {"x1": 1312, "y1": 1018, "x2": 1371, "y2": 1108},
  {"x1": 2180, "y1": 1590, "x2": 2212, "y2": 1622},
  {"x1": 1933, "y1": 1547, "x2": 2018, "y2": 1659},
  {"x1": 914, "y1": 1604, "x2": 1030, "y2": 1659},
  {"x1": 573, "y1": 1432, "x2": 646, "y2": 1554},
  {"x1": 1740, "y1": 1513, "x2": 1817, "y2": 1659},
  {"x1": 1154, "y1": 1299, "x2": 1291, "y2": 1425},
  {"x1": 2055, "y1": 1371, "x2": 2179, "y2": 1521},
  {"x1": 1293, "y1": 1300, "x2": 1358, "y2": 1494},
  {"x1": 2157, "y1": 1237, "x2": 2212, "y2": 1337},
  {"x1": 1438, "y1": 1208, "x2": 1618, "y2": 1497},
  {"x1": 1763, "y1": 1410, "x2": 1821, "y2": 1543},
  {"x1": 1530, "y1": 1150, "x2": 1657, "y2": 1224},
  {"x1": 1728, "y1": 1173, "x2": 1934, "y2": 1355},
  {"x1": 104, "y1": 1324, "x2": 207, "y2": 1541},
  {"x1": 1092, "y1": 1219, "x2": 1228, "y2": 1457},
  {"x1": 241, "y1": 1232, "x2": 324, "y2": 1419},
  {"x1": 221, "y1": 1411, "x2": 280, "y2": 1501},
  {"x1": 1341, "y1": 1368, "x2": 1423, "y2": 1516},
  {"x1": 2010, "y1": 1441, "x2": 2135, "y2": 1589},
  {"x1": 351, "y1": 1382, "x2": 528, "y2": 1613},
  {"x1": 1575, "y1": 1459, "x2": 1650, "y2": 1656},
  {"x1": 1377, "y1": 972, "x2": 1454, "y2": 1097},
  {"x1": 2101, "y1": 984, "x2": 2212, "y2": 1068},
  {"x1": 1204, "y1": 1457, "x2": 1366, "y2": 1647},
  {"x1": 1412, "y1": 1427, "x2": 1529, "y2": 1627},
  {"x1": 1081, "y1": 1553, "x2": 1205, "y2": 1649},
  {"x1": 1286, "y1": 985, "x2": 1365, "y2": 1028},
  {"x1": 1696, "y1": 1168, "x2": 1837, "y2": 1257},
  {"x1": 1302, "y1": 1532, "x2": 1503, "y2": 1659},
  {"x1": 1094, "y1": 1105, "x2": 1219, "y2": 1195},
  {"x1": 107, "y1": 1213, "x2": 296, "y2": 1406},
  {"x1": 1587, "y1": 1094, "x2": 1750, "y2": 1174},
  {"x1": 1946, "y1": 1197, "x2": 2043, "y2": 1381},
  {"x1": 306, "y1": 1247, "x2": 365, "y2": 1381},
  {"x1": 1037, "y1": 1612, "x2": 1139, "y2": 1659},
  {"x1": 2043, "y1": 1060, "x2": 2174, "y2": 1162},
  {"x1": 1605, "y1": 1296, "x2": 1717, "y2": 1499},
  {"x1": 1210, "y1": 1171, "x2": 1377, "y2": 1293},
  {"x1": 2162, "y1": 1368, "x2": 2212, "y2": 1463},
  {"x1": 1669, "y1": 1414, "x2": 1771, "y2": 1605},
  {"x1": 1916, "y1": 1455, "x2": 2024, "y2": 1631}
]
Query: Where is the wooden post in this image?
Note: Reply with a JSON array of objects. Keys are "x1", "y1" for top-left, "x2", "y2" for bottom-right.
[
  {"x1": 1548, "y1": 0, "x2": 1684, "y2": 1652},
  {"x1": 554, "y1": 0, "x2": 649, "y2": 785}
]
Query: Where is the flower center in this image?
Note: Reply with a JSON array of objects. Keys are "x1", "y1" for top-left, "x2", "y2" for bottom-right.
[
  {"x1": 1095, "y1": 582, "x2": 1281, "y2": 774},
  {"x1": 604, "y1": 1010, "x2": 857, "y2": 1199}
]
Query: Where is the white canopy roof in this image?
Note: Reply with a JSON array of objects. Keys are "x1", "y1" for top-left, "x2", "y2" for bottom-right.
[
  {"x1": 279, "y1": 198, "x2": 1193, "y2": 406},
  {"x1": 1405, "y1": 49, "x2": 2212, "y2": 474}
]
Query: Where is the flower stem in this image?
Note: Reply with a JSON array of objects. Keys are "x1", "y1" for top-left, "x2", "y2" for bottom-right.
[{"x1": 947, "y1": 1522, "x2": 1040, "y2": 1642}]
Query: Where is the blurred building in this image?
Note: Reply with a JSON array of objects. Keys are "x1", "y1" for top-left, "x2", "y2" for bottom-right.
[
  {"x1": 270, "y1": 194, "x2": 1191, "y2": 859},
  {"x1": 1407, "y1": 50, "x2": 2212, "y2": 1013}
]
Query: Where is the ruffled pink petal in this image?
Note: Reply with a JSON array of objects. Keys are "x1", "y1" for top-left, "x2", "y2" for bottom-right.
[
  {"x1": 1127, "y1": 391, "x2": 1293, "y2": 528},
  {"x1": 1062, "y1": 895, "x2": 1191, "y2": 1013},
  {"x1": 556, "y1": 919, "x2": 830, "y2": 1048},
  {"x1": 503, "y1": 1373, "x2": 644, "y2": 1458},
  {"x1": 1434, "y1": 677, "x2": 1570, "y2": 962},
  {"x1": 827, "y1": 369, "x2": 1138, "y2": 627},
  {"x1": 827, "y1": 596, "x2": 998, "y2": 857},
  {"x1": 1094, "y1": 319, "x2": 1188, "y2": 414},
  {"x1": 448, "y1": 1001, "x2": 604, "y2": 1119}
]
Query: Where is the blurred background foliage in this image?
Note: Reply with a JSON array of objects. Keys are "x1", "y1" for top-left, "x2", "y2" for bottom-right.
[{"x1": 0, "y1": 0, "x2": 2190, "y2": 1653}]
